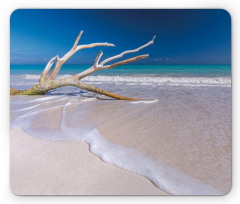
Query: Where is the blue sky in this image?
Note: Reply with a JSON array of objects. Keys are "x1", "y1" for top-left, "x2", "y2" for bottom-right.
[{"x1": 10, "y1": 9, "x2": 231, "y2": 65}]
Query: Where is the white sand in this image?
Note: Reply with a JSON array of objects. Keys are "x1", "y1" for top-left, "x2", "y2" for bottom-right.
[{"x1": 10, "y1": 128, "x2": 168, "y2": 195}]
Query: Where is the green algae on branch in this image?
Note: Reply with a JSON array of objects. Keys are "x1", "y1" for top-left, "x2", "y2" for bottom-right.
[
  {"x1": 10, "y1": 85, "x2": 46, "y2": 95},
  {"x1": 10, "y1": 31, "x2": 155, "y2": 100}
]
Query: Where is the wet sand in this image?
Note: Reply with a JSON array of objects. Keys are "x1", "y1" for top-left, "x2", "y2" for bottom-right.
[{"x1": 10, "y1": 128, "x2": 168, "y2": 195}]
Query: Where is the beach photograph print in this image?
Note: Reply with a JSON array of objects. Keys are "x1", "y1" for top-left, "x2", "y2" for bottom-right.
[{"x1": 10, "y1": 9, "x2": 231, "y2": 195}]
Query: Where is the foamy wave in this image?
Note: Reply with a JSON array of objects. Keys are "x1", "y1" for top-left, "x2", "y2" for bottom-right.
[
  {"x1": 21, "y1": 74, "x2": 72, "y2": 79},
  {"x1": 21, "y1": 74, "x2": 41, "y2": 79},
  {"x1": 83, "y1": 76, "x2": 231, "y2": 87},
  {"x1": 20, "y1": 74, "x2": 231, "y2": 87}
]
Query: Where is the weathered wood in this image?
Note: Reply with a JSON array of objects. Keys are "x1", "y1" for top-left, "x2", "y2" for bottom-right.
[{"x1": 10, "y1": 31, "x2": 156, "y2": 100}]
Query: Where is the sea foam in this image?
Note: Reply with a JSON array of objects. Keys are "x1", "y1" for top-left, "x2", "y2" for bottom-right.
[
  {"x1": 77, "y1": 128, "x2": 219, "y2": 195},
  {"x1": 10, "y1": 97, "x2": 221, "y2": 195},
  {"x1": 60, "y1": 102, "x2": 220, "y2": 195},
  {"x1": 20, "y1": 74, "x2": 231, "y2": 87}
]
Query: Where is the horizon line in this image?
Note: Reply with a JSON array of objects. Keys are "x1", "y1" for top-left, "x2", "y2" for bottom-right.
[{"x1": 10, "y1": 63, "x2": 231, "y2": 66}]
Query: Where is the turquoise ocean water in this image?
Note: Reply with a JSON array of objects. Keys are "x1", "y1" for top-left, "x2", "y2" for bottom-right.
[{"x1": 10, "y1": 64, "x2": 231, "y2": 77}]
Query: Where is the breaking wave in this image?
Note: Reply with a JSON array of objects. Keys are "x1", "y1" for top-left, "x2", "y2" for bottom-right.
[{"x1": 20, "y1": 74, "x2": 231, "y2": 87}]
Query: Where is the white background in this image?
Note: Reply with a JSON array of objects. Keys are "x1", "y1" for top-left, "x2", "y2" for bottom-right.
[{"x1": 0, "y1": 0, "x2": 238, "y2": 203}]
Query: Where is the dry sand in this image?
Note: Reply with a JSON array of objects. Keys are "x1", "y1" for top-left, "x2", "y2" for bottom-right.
[{"x1": 10, "y1": 128, "x2": 168, "y2": 195}]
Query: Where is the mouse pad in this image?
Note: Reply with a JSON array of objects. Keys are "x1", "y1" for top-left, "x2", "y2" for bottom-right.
[{"x1": 10, "y1": 9, "x2": 231, "y2": 195}]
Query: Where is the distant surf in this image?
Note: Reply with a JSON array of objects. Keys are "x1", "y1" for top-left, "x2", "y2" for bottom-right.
[{"x1": 18, "y1": 74, "x2": 231, "y2": 87}]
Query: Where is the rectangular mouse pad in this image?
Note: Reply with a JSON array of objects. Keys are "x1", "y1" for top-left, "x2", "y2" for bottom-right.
[{"x1": 10, "y1": 9, "x2": 231, "y2": 195}]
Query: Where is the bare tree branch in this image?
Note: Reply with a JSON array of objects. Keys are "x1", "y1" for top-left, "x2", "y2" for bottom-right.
[
  {"x1": 47, "y1": 56, "x2": 64, "y2": 80},
  {"x1": 76, "y1": 42, "x2": 115, "y2": 52},
  {"x1": 93, "y1": 51, "x2": 103, "y2": 68},
  {"x1": 72, "y1": 31, "x2": 83, "y2": 50},
  {"x1": 99, "y1": 35, "x2": 156, "y2": 66},
  {"x1": 99, "y1": 54, "x2": 149, "y2": 70},
  {"x1": 74, "y1": 82, "x2": 139, "y2": 100},
  {"x1": 74, "y1": 36, "x2": 155, "y2": 81},
  {"x1": 10, "y1": 31, "x2": 156, "y2": 101},
  {"x1": 47, "y1": 31, "x2": 115, "y2": 80},
  {"x1": 40, "y1": 55, "x2": 58, "y2": 82}
]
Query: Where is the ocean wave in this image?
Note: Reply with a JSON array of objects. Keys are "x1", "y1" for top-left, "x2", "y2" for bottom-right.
[
  {"x1": 19, "y1": 74, "x2": 231, "y2": 87},
  {"x1": 82, "y1": 75, "x2": 231, "y2": 86},
  {"x1": 21, "y1": 74, "x2": 72, "y2": 79}
]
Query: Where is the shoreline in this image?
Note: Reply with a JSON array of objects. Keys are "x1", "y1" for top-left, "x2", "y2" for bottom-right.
[{"x1": 10, "y1": 127, "x2": 168, "y2": 195}]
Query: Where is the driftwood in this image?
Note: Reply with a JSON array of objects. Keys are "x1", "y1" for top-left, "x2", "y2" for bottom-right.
[{"x1": 10, "y1": 31, "x2": 155, "y2": 100}]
